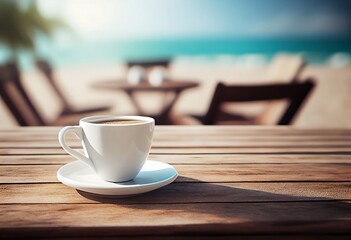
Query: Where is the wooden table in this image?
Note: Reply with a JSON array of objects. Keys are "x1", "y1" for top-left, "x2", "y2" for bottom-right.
[
  {"x1": 1, "y1": 126, "x2": 351, "y2": 239},
  {"x1": 92, "y1": 80, "x2": 199, "y2": 124}
]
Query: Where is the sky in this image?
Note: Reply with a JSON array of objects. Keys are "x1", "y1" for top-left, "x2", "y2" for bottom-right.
[{"x1": 37, "y1": 0, "x2": 351, "y2": 41}]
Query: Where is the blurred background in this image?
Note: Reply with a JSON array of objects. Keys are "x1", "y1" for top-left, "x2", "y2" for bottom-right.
[{"x1": 0, "y1": 0, "x2": 350, "y2": 128}]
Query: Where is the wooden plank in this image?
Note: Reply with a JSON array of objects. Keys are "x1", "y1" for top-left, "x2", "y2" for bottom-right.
[
  {"x1": 1, "y1": 147, "x2": 351, "y2": 155},
  {"x1": 0, "y1": 132, "x2": 351, "y2": 143},
  {"x1": 1, "y1": 163, "x2": 351, "y2": 183},
  {"x1": 0, "y1": 139, "x2": 350, "y2": 148},
  {"x1": 0, "y1": 155, "x2": 70, "y2": 165},
  {"x1": 1, "y1": 132, "x2": 351, "y2": 141},
  {"x1": 1, "y1": 182, "x2": 350, "y2": 204},
  {"x1": 1, "y1": 126, "x2": 351, "y2": 137},
  {"x1": 0, "y1": 202, "x2": 350, "y2": 236},
  {"x1": 157, "y1": 126, "x2": 351, "y2": 135},
  {"x1": 18, "y1": 125, "x2": 351, "y2": 133},
  {"x1": 1, "y1": 154, "x2": 351, "y2": 165},
  {"x1": 20, "y1": 236, "x2": 351, "y2": 240},
  {"x1": 19, "y1": 236, "x2": 351, "y2": 240},
  {"x1": 150, "y1": 147, "x2": 351, "y2": 154}
]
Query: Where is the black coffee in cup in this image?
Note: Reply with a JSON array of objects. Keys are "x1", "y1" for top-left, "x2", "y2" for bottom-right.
[{"x1": 94, "y1": 120, "x2": 146, "y2": 125}]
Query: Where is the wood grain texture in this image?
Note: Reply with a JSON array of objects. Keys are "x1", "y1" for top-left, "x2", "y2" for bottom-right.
[
  {"x1": 1, "y1": 154, "x2": 350, "y2": 165},
  {"x1": 1, "y1": 139, "x2": 351, "y2": 148},
  {"x1": 1, "y1": 147, "x2": 351, "y2": 155},
  {"x1": 0, "y1": 126, "x2": 350, "y2": 238},
  {"x1": 1, "y1": 182, "x2": 350, "y2": 204},
  {"x1": 0, "y1": 202, "x2": 350, "y2": 236},
  {"x1": 1, "y1": 126, "x2": 351, "y2": 142},
  {"x1": 1, "y1": 163, "x2": 351, "y2": 183}
]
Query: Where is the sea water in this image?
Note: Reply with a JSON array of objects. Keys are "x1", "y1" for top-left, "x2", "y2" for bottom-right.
[{"x1": 1, "y1": 38, "x2": 350, "y2": 70}]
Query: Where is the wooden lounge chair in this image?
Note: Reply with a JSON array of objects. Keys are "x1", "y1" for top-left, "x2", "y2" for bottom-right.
[
  {"x1": 36, "y1": 59, "x2": 112, "y2": 115},
  {"x1": 265, "y1": 54, "x2": 305, "y2": 83},
  {"x1": 175, "y1": 79, "x2": 315, "y2": 125},
  {"x1": 0, "y1": 63, "x2": 99, "y2": 126},
  {"x1": 0, "y1": 72, "x2": 37, "y2": 126}
]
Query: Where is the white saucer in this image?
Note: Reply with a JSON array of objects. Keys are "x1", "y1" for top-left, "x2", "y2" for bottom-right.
[{"x1": 57, "y1": 160, "x2": 178, "y2": 197}]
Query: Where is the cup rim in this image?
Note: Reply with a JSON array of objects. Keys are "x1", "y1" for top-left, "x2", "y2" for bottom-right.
[{"x1": 79, "y1": 115, "x2": 154, "y2": 126}]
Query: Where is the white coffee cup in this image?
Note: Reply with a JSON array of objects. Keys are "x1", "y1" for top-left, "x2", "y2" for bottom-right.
[{"x1": 58, "y1": 115, "x2": 154, "y2": 182}]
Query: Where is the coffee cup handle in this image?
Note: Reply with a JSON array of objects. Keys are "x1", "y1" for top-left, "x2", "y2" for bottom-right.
[{"x1": 58, "y1": 126, "x2": 95, "y2": 171}]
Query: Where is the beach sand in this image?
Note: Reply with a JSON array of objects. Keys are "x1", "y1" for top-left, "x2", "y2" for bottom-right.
[{"x1": 1, "y1": 55, "x2": 350, "y2": 128}]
